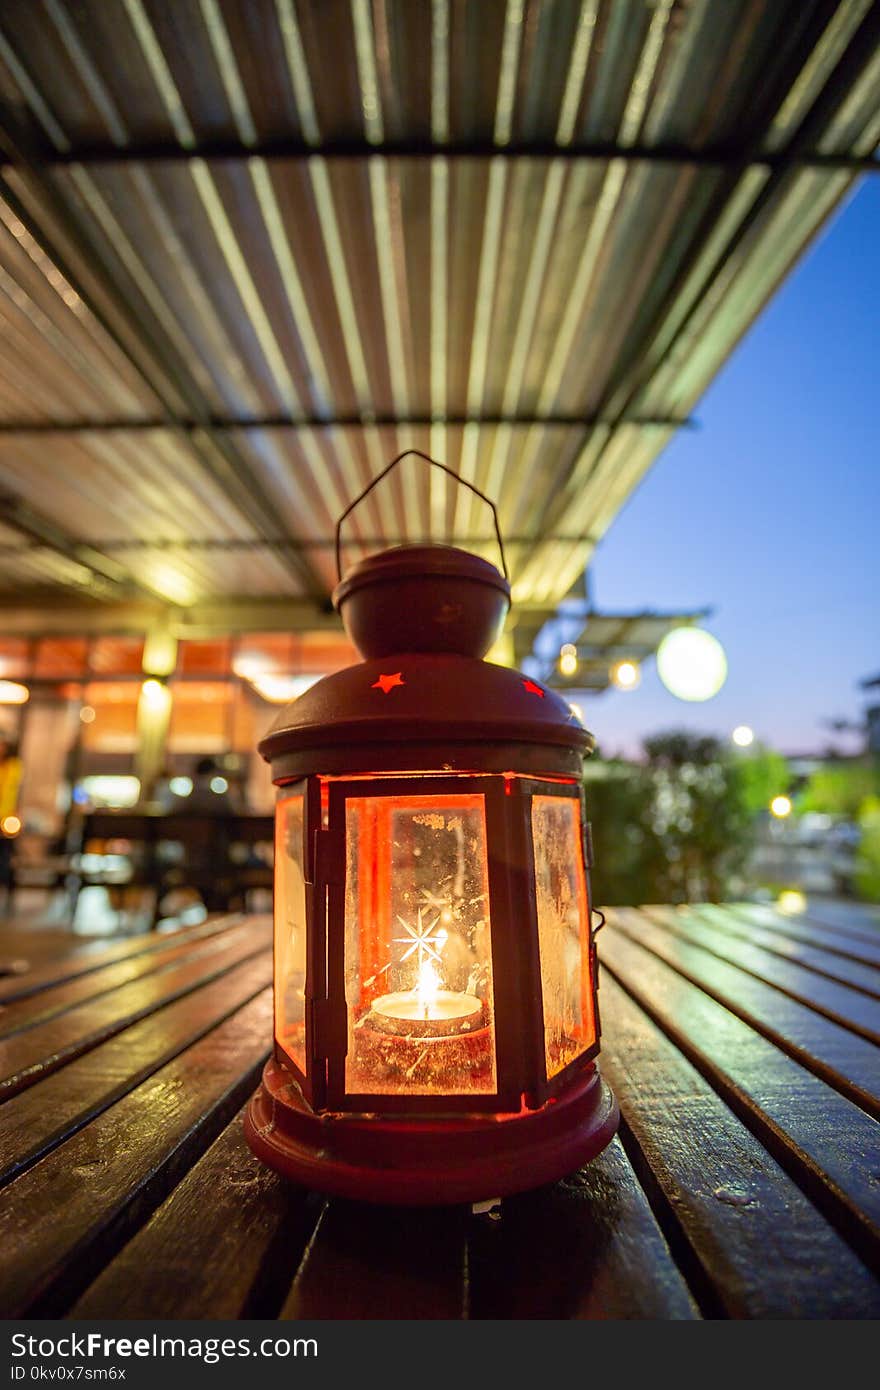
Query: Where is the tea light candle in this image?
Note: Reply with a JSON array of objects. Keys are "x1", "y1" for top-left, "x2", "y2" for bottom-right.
[
  {"x1": 370, "y1": 987, "x2": 483, "y2": 1037},
  {"x1": 369, "y1": 959, "x2": 483, "y2": 1037}
]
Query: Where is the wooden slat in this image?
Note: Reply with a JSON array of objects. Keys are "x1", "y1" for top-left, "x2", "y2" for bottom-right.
[
  {"x1": 598, "y1": 971, "x2": 880, "y2": 1317},
  {"x1": 0, "y1": 914, "x2": 251, "y2": 1004},
  {"x1": 787, "y1": 899, "x2": 880, "y2": 938},
  {"x1": 71, "y1": 1115, "x2": 321, "y2": 1320},
  {"x1": 724, "y1": 904, "x2": 880, "y2": 967},
  {"x1": 692, "y1": 904, "x2": 880, "y2": 999},
  {"x1": 600, "y1": 925, "x2": 880, "y2": 1270},
  {"x1": 0, "y1": 990, "x2": 272, "y2": 1318},
  {"x1": 464, "y1": 1137, "x2": 700, "y2": 1319},
  {"x1": 0, "y1": 918, "x2": 264, "y2": 1038},
  {"x1": 280, "y1": 1200, "x2": 471, "y2": 1319},
  {"x1": 642, "y1": 905, "x2": 880, "y2": 1043},
  {"x1": 608, "y1": 909, "x2": 880, "y2": 1116},
  {"x1": 0, "y1": 920, "x2": 271, "y2": 1099},
  {"x1": 0, "y1": 951, "x2": 272, "y2": 1187},
  {"x1": 0, "y1": 926, "x2": 94, "y2": 976}
]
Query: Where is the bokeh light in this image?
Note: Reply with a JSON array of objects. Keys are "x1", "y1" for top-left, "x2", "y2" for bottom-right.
[{"x1": 656, "y1": 628, "x2": 727, "y2": 702}]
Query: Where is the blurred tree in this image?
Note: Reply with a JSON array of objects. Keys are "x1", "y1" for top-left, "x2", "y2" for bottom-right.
[
  {"x1": 583, "y1": 761, "x2": 657, "y2": 907},
  {"x1": 797, "y1": 760, "x2": 880, "y2": 818},
  {"x1": 585, "y1": 732, "x2": 784, "y2": 905},
  {"x1": 855, "y1": 796, "x2": 880, "y2": 902},
  {"x1": 730, "y1": 745, "x2": 790, "y2": 817}
]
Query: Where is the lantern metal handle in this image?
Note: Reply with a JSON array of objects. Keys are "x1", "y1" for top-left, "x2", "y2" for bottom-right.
[
  {"x1": 334, "y1": 448, "x2": 509, "y2": 583},
  {"x1": 590, "y1": 908, "x2": 606, "y2": 941}
]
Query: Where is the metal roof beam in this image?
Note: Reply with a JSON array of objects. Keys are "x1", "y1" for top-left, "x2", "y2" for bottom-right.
[
  {"x1": 0, "y1": 534, "x2": 598, "y2": 555},
  {"x1": 0, "y1": 412, "x2": 697, "y2": 434},
  {"x1": 0, "y1": 593, "x2": 338, "y2": 635},
  {"x1": 0, "y1": 491, "x2": 167, "y2": 600},
  {"x1": 0, "y1": 137, "x2": 875, "y2": 174}
]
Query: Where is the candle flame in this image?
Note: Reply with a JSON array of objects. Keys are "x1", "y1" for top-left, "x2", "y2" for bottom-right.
[{"x1": 415, "y1": 960, "x2": 442, "y2": 1017}]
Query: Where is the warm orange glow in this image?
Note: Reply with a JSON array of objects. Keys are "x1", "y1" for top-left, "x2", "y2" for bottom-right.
[
  {"x1": 0, "y1": 680, "x2": 29, "y2": 705},
  {"x1": 344, "y1": 792, "x2": 496, "y2": 1096},
  {"x1": 415, "y1": 959, "x2": 442, "y2": 1012},
  {"x1": 274, "y1": 791, "x2": 307, "y2": 1076},
  {"x1": 532, "y1": 795, "x2": 596, "y2": 1078},
  {"x1": 1, "y1": 815, "x2": 21, "y2": 836},
  {"x1": 167, "y1": 682, "x2": 233, "y2": 753}
]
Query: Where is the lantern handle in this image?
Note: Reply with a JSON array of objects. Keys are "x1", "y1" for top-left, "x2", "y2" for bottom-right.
[
  {"x1": 590, "y1": 908, "x2": 606, "y2": 940},
  {"x1": 334, "y1": 449, "x2": 509, "y2": 583}
]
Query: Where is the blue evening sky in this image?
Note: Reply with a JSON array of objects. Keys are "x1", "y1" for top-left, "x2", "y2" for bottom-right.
[{"x1": 578, "y1": 176, "x2": 879, "y2": 761}]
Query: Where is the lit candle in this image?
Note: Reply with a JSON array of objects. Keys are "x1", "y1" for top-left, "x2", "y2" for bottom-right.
[{"x1": 370, "y1": 960, "x2": 483, "y2": 1038}]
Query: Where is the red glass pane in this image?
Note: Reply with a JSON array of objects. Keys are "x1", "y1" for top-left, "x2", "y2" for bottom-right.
[
  {"x1": 274, "y1": 791, "x2": 307, "y2": 1075},
  {"x1": 532, "y1": 795, "x2": 596, "y2": 1079},
  {"x1": 343, "y1": 792, "x2": 497, "y2": 1097}
]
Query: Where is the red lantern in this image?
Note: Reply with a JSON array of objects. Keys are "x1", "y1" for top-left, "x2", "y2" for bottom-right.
[{"x1": 244, "y1": 453, "x2": 618, "y2": 1204}]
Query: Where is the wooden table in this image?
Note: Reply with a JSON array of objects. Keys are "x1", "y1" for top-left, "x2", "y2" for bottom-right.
[{"x1": 1, "y1": 901, "x2": 878, "y2": 1320}]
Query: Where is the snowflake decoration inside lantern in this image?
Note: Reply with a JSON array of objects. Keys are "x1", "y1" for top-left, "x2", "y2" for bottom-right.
[{"x1": 393, "y1": 907, "x2": 447, "y2": 971}]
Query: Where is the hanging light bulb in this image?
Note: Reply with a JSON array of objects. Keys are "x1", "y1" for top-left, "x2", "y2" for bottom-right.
[
  {"x1": 558, "y1": 643, "x2": 578, "y2": 678},
  {"x1": 610, "y1": 659, "x2": 641, "y2": 691}
]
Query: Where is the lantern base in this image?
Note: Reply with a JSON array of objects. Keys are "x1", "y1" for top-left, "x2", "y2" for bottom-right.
[{"x1": 244, "y1": 1058, "x2": 618, "y2": 1206}]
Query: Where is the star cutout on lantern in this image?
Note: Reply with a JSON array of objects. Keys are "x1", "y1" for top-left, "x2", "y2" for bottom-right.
[
  {"x1": 393, "y1": 908, "x2": 446, "y2": 969},
  {"x1": 522, "y1": 678, "x2": 545, "y2": 698},
  {"x1": 417, "y1": 888, "x2": 453, "y2": 914},
  {"x1": 372, "y1": 671, "x2": 405, "y2": 694}
]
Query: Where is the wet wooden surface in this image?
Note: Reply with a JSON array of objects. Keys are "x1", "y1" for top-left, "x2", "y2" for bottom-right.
[{"x1": 1, "y1": 902, "x2": 878, "y2": 1320}]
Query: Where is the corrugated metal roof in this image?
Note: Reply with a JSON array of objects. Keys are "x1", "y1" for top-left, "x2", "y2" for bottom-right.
[{"x1": 0, "y1": 0, "x2": 876, "y2": 636}]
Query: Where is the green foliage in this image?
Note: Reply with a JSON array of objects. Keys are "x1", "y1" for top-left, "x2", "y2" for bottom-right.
[
  {"x1": 797, "y1": 760, "x2": 880, "y2": 817},
  {"x1": 585, "y1": 731, "x2": 785, "y2": 906},
  {"x1": 854, "y1": 795, "x2": 880, "y2": 902},
  {"x1": 730, "y1": 746, "x2": 790, "y2": 817}
]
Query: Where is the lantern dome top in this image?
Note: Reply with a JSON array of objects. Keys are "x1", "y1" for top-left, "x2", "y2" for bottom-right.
[
  {"x1": 258, "y1": 650, "x2": 594, "y2": 778},
  {"x1": 332, "y1": 543, "x2": 510, "y2": 660}
]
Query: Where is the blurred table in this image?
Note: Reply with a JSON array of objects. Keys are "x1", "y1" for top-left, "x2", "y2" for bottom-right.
[
  {"x1": 0, "y1": 901, "x2": 878, "y2": 1319},
  {"x1": 72, "y1": 809, "x2": 275, "y2": 923}
]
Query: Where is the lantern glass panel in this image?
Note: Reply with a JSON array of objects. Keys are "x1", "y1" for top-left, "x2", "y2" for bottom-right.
[
  {"x1": 274, "y1": 788, "x2": 307, "y2": 1074},
  {"x1": 532, "y1": 794, "x2": 596, "y2": 1079},
  {"x1": 343, "y1": 791, "x2": 497, "y2": 1096}
]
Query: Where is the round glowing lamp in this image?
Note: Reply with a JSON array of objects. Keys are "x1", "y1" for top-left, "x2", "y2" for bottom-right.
[
  {"x1": 770, "y1": 795, "x2": 792, "y2": 819},
  {"x1": 656, "y1": 627, "x2": 727, "y2": 702},
  {"x1": 244, "y1": 453, "x2": 618, "y2": 1205},
  {"x1": 732, "y1": 725, "x2": 754, "y2": 747},
  {"x1": 610, "y1": 659, "x2": 641, "y2": 691}
]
